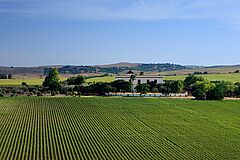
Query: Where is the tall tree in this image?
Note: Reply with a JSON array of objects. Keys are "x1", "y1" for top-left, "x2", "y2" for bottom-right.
[
  {"x1": 129, "y1": 74, "x2": 136, "y2": 92},
  {"x1": 43, "y1": 68, "x2": 61, "y2": 92},
  {"x1": 135, "y1": 83, "x2": 150, "y2": 94}
]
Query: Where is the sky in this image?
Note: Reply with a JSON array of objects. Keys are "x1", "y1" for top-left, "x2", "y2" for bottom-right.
[{"x1": 1, "y1": 0, "x2": 240, "y2": 66}]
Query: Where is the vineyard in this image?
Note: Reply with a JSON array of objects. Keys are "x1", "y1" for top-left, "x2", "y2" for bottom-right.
[{"x1": 0, "y1": 97, "x2": 239, "y2": 159}]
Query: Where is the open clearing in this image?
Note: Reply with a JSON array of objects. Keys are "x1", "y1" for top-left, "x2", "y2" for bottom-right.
[{"x1": 0, "y1": 97, "x2": 239, "y2": 159}]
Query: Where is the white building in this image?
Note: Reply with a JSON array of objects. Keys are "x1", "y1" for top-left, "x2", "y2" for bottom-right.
[{"x1": 115, "y1": 75, "x2": 164, "y2": 92}]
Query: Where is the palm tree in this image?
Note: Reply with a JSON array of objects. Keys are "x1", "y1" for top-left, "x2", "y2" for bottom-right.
[{"x1": 129, "y1": 74, "x2": 136, "y2": 92}]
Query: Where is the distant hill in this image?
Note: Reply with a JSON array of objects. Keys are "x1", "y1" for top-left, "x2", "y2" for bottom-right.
[
  {"x1": 0, "y1": 63, "x2": 240, "y2": 76},
  {"x1": 0, "y1": 66, "x2": 44, "y2": 75},
  {"x1": 48, "y1": 63, "x2": 188, "y2": 75},
  {"x1": 159, "y1": 65, "x2": 240, "y2": 75},
  {"x1": 95, "y1": 62, "x2": 141, "y2": 68}
]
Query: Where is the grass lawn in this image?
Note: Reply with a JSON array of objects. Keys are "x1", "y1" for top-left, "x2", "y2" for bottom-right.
[{"x1": 0, "y1": 97, "x2": 239, "y2": 159}]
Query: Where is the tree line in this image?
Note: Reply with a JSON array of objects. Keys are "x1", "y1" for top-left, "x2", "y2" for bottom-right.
[
  {"x1": 1, "y1": 68, "x2": 240, "y2": 100},
  {"x1": 0, "y1": 74, "x2": 13, "y2": 79},
  {"x1": 44, "y1": 63, "x2": 188, "y2": 75}
]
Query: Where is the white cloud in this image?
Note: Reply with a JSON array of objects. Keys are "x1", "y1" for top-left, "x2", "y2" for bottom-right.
[{"x1": 1, "y1": 0, "x2": 240, "y2": 24}]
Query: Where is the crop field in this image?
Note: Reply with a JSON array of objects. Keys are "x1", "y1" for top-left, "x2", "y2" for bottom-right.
[
  {"x1": 1, "y1": 73, "x2": 239, "y2": 86},
  {"x1": 0, "y1": 97, "x2": 239, "y2": 159},
  {"x1": 0, "y1": 78, "x2": 44, "y2": 86},
  {"x1": 0, "y1": 76, "x2": 114, "y2": 86},
  {"x1": 0, "y1": 77, "x2": 67, "y2": 86},
  {"x1": 86, "y1": 76, "x2": 115, "y2": 83},
  {"x1": 164, "y1": 73, "x2": 240, "y2": 83}
]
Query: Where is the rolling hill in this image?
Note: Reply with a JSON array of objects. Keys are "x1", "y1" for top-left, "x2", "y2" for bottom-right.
[{"x1": 0, "y1": 63, "x2": 240, "y2": 77}]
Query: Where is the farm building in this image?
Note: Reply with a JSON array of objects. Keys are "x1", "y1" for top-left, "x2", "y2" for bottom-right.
[{"x1": 116, "y1": 74, "x2": 164, "y2": 92}]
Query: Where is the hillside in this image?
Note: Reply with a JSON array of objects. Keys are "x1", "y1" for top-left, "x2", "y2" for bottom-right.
[
  {"x1": 160, "y1": 65, "x2": 240, "y2": 75},
  {"x1": 94, "y1": 62, "x2": 141, "y2": 68},
  {"x1": 47, "y1": 63, "x2": 188, "y2": 75},
  {"x1": 1, "y1": 63, "x2": 240, "y2": 77}
]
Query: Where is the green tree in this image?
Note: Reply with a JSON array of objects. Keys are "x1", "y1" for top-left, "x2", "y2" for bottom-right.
[
  {"x1": 43, "y1": 68, "x2": 61, "y2": 92},
  {"x1": 192, "y1": 80, "x2": 212, "y2": 100},
  {"x1": 111, "y1": 80, "x2": 131, "y2": 92},
  {"x1": 140, "y1": 71, "x2": 144, "y2": 76},
  {"x1": 192, "y1": 89, "x2": 206, "y2": 100},
  {"x1": 129, "y1": 74, "x2": 136, "y2": 92},
  {"x1": 135, "y1": 83, "x2": 150, "y2": 94},
  {"x1": 74, "y1": 75, "x2": 85, "y2": 85},
  {"x1": 206, "y1": 83, "x2": 225, "y2": 100},
  {"x1": 221, "y1": 81, "x2": 235, "y2": 97},
  {"x1": 66, "y1": 77, "x2": 75, "y2": 85},
  {"x1": 171, "y1": 80, "x2": 184, "y2": 93},
  {"x1": 149, "y1": 81, "x2": 157, "y2": 92},
  {"x1": 184, "y1": 75, "x2": 204, "y2": 93},
  {"x1": 67, "y1": 75, "x2": 85, "y2": 85},
  {"x1": 21, "y1": 82, "x2": 27, "y2": 86},
  {"x1": 8, "y1": 74, "x2": 13, "y2": 79},
  {"x1": 234, "y1": 82, "x2": 240, "y2": 97}
]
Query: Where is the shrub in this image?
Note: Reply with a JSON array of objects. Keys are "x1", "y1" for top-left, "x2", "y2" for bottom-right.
[
  {"x1": 0, "y1": 93, "x2": 4, "y2": 97},
  {"x1": 37, "y1": 92, "x2": 43, "y2": 96},
  {"x1": 206, "y1": 85, "x2": 225, "y2": 100},
  {"x1": 22, "y1": 82, "x2": 27, "y2": 86},
  {"x1": 192, "y1": 89, "x2": 205, "y2": 100},
  {"x1": 51, "y1": 91, "x2": 56, "y2": 96}
]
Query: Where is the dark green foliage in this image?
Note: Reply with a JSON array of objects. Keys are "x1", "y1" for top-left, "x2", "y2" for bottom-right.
[
  {"x1": 45, "y1": 63, "x2": 187, "y2": 74},
  {"x1": 137, "y1": 63, "x2": 187, "y2": 72},
  {"x1": 192, "y1": 89, "x2": 206, "y2": 100},
  {"x1": 140, "y1": 71, "x2": 144, "y2": 76},
  {"x1": 135, "y1": 83, "x2": 150, "y2": 94},
  {"x1": 51, "y1": 91, "x2": 56, "y2": 96},
  {"x1": 43, "y1": 68, "x2": 61, "y2": 92},
  {"x1": 171, "y1": 80, "x2": 184, "y2": 93},
  {"x1": 67, "y1": 75, "x2": 85, "y2": 85},
  {"x1": 184, "y1": 75, "x2": 204, "y2": 92},
  {"x1": 206, "y1": 84, "x2": 225, "y2": 100},
  {"x1": 216, "y1": 81, "x2": 235, "y2": 97},
  {"x1": 37, "y1": 92, "x2": 43, "y2": 96},
  {"x1": 149, "y1": 81, "x2": 157, "y2": 92},
  {"x1": 8, "y1": 74, "x2": 13, "y2": 79},
  {"x1": 22, "y1": 82, "x2": 27, "y2": 86},
  {"x1": 111, "y1": 80, "x2": 131, "y2": 92},
  {"x1": 157, "y1": 80, "x2": 184, "y2": 94},
  {"x1": 234, "y1": 83, "x2": 240, "y2": 97},
  {"x1": 66, "y1": 77, "x2": 75, "y2": 85},
  {"x1": 0, "y1": 74, "x2": 8, "y2": 79},
  {"x1": 234, "y1": 70, "x2": 240, "y2": 73},
  {"x1": 83, "y1": 82, "x2": 115, "y2": 95}
]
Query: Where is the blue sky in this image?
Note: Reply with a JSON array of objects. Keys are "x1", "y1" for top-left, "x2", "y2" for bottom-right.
[{"x1": 1, "y1": 0, "x2": 240, "y2": 66}]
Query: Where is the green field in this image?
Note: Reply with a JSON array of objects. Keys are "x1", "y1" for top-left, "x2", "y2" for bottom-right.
[
  {"x1": 0, "y1": 78, "x2": 44, "y2": 86},
  {"x1": 0, "y1": 97, "x2": 239, "y2": 159},
  {"x1": 164, "y1": 73, "x2": 240, "y2": 83},
  {"x1": 0, "y1": 73, "x2": 239, "y2": 86},
  {"x1": 0, "y1": 76, "x2": 114, "y2": 86},
  {"x1": 86, "y1": 76, "x2": 115, "y2": 83},
  {"x1": 0, "y1": 77, "x2": 68, "y2": 86}
]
